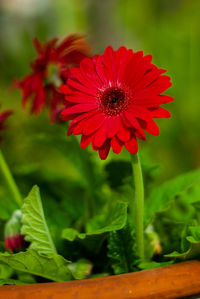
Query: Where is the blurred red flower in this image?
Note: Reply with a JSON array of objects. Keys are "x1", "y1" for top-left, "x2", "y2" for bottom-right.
[
  {"x1": 4, "y1": 234, "x2": 24, "y2": 252},
  {"x1": 0, "y1": 108, "x2": 13, "y2": 144},
  {"x1": 4, "y1": 210, "x2": 24, "y2": 252},
  {"x1": 60, "y1": 46, "x2": 173, "y2": 160},
  {"x1": 14, "y1": 34, "x2": 91, "y2": 122}
]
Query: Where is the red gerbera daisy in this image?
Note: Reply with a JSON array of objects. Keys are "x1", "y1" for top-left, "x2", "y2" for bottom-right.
[
  {"x1": 14, "y1": 34, "x2": 91, "y2": 122},
  {"x1": 60, "y1": 46, "x2": 173, "y2": 159},
  {"x1": 0, "y1": 107, "x2": 13, "y2": 144}
]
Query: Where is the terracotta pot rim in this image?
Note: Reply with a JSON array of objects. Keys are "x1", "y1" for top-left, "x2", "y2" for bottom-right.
[{"x1": 1, "y1": 259, "x2": 200, "y2": 299}]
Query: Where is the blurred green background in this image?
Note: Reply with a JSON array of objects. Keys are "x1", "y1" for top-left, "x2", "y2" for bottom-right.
[{"x1": 0, "y1": 0, "x2": 199, "y2": 211}]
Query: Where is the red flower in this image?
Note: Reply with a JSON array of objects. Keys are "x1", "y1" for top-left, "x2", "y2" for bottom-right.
[
  {"x1": 0, "y1": 108, "x2": 13, "y2": 144},
  {"x1": 60, "y1": 46, "x2": 173, "y2": 159},
  {"x1": 4, "y1": 234, "x2": 24, "y2": 252},
  {"x1": 4, "y1": 210, "x2": 24, "y2": 252},
  {"x1": 14, "y1": 34, "x2": 91, "y2": 122}
]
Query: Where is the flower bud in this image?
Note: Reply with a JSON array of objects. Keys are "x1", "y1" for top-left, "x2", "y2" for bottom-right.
[{"x1": 4, "y1": 210, "x2": 24, "y2": 252}]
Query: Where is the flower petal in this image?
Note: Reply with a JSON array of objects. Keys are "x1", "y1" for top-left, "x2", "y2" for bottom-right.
[
  {"x1": 93, "y1": 120, "x2": 108, "y2": 148},
  {"x1": 117, "y1": 120, "x2": 131, "y2": 142},
  {"x1": 135, "y1": 75, "x2": 172, "y2": 96},
  {"x1": 68, "y1": 79, "x2": 97, "y2": 96},
  {"x1": 125, "y1": 136, "x2": 138, "y2": 154},
  {"x1": 80, "y1": 58, "x2": 102, "y2": 87},
  {"x1": 62, "y1": 103, "x2": 97, "y2": 116},
  {"x1": 107, "y1": 116, "x2": 120, "y2": 138},
  {"x1": 150, "y1": 107, "x2": 171, "y2": 118},
  {"x1": 111, "y1": 136, "x2": 123, "y2": 154},
  {"x1": 140, "y1": 119, "x2": 160, "y2": 135},
  {"x1": 83, "y1": 113, "x2": 105, "y2": 135},
  {"x1": 98, "y1": 139, "x2": 111, "y2": 160},
  {"x1": 65, "y1": 94, "x2": 96, "y2": 104},
  {"x1": 80, "y1": 134, "x2": 94, "y2": 149}
]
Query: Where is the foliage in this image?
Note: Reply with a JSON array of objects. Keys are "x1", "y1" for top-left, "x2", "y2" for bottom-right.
[
  {"x1": 145, "y1": 169, "x2": 200, "y2": 225},
  {"x1": 21, "y1": 185, "x2": 57, "y2": 255},
  {"x1": 68, "y1": 259, "x2": 92, "y2": 280},
  {"x1": 0, "y1": 250, "x2": 72, "y2": 282},
  {"x1": 165, "y1": 226, "x2": 200, "y2": 260},
  {"x1": 107, "y1": 223, "x2": 139, "y2": 275},
  {"x1": 62, "y1": 200, "x2": 128, "y2": 241}
]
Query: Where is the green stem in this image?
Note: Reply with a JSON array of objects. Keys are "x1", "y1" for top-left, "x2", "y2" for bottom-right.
[
  {"x1": 130, "y1": 152, "x2": 144, "y2": 262},
  {"x1": 0, "y1": 149, "x2": 23, "y2": 207}
]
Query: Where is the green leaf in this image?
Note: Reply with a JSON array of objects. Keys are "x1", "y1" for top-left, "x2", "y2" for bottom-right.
[
  {"x1": 107, "y1": 223, "x2": 139, "y2": 275},
  {"x1": 16, "y1": 272, "x2": 36, "y2": 284},
  {"x1": 145, "y1": 169, "x2": 200, "y2": 224},
  {"x1": 165, "y1": 226, "x2": 200, "y2": 260},
  {"x1": 139, "y1": 261, "x2": 173, "y2": 270},
  {"x1": 86, "y1": 201, "x2": 128, "y2": 235},
  {"x1": 68, "y1": 259, "x2": 92, "y2": 280},
  {"x1": 21, "y1": 185, "x2": 57, "y2": 255},
  {"x1": 0, "y1": 264, "x2": 13, "y2": 279},
  {"x1": 62, "y1": 201, "x2": 128, "y2": 241},
  {"x1": 0, "y1": 279, "x2": 26, "y2": 286},
  {"x1": 62, "y1": 228, "x2": 85, "y2": 241},
  {"x1": 0, "y1": 249, "x2": 72, "y2": 282}
]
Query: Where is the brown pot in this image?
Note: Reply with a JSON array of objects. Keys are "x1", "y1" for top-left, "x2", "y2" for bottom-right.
[{"x1": 1, "y1": 260, "x2": 200, "y2": 299}]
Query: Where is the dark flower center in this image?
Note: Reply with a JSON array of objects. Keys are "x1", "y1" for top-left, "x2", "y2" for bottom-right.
[{"x1": 98, "y1": 87, "x2": 129, "y2": 116}]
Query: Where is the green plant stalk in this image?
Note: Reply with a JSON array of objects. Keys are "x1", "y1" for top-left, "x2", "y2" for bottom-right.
[
  {"x1": 0, "y1": 149, "x2": 23, "y2": 207},
  {"x1": 130, "y1": 152, "x2": 144, "y2": 262}
]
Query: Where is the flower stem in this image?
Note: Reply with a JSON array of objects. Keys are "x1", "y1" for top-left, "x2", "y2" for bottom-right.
[
  {"x1": 0, "y1": 149, "x2": 23, "y2": 207},
  {"x1": 130, "y1": 152, "x2": 144, "y2": 262}
]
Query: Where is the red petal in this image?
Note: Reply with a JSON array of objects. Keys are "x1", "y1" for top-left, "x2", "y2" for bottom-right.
[
  {"x1": 65, "y1": 94, "x2": 96, "y2": 104},
  {"x1": 114, "y1": 47, "x2": 128, "y2": 82},
  {"x1": 130, "y1": 106, "x2": 152, "y2": 121},
  {"x1": 59, "y1": 85, "x2": 72, "y2": 94},
  {"x1": 150, "y1": 107, "x2": 171, "y2": 118},
  {"x1": 80, "y1": 58, "x2": 102, "y2": 87},
  {"x1": 122, "y1": 51, "x2": 144, "y2": 86},
  {"x1": 68, "y1": 79, "x2": 97, "y2": 96},
  {"x1": 159, "y1": 95, "x2": 174, "y2": 103},
  {"x1": 69, "y1": 118, "x2": 87, "y2": 135},
  {"x1": 132, "y1": 128, "x2": 146, "y2": 140},
  {"x1": 83, "y1": 113, "x2": 105, "y2": 135},
  {"x1": 71, "y1": 67, "x2": 101, "y2": 89},
  {"x1": 117, "y1": 49, "x2": 134, "y2": 83},
  {"x1": 93, "y1": 121, "x2": 108, "y2": 148},
  {"x1": 136, "y1": 75, "x2": 172, "y2": 96},
  {"x1": 133, "y1": 95, "x2": 163, "y2": 106},
  {"x1": 102, "y1": 46, "x2": 115, "y2": 83},
  {"x1": 135, "y1": 68, "x2": 166, "y2": 91},
  {"x1": 124, "y1": 111, "x2": 140, "y2": 129},
  {"x1": 123, "y1": 112, "x2": 146, "y2": 140},
  {"x1": 80, "y1": 134, "x2": 94, "y2": 149},
  {"x1": 107, "y1": 117, "x2": 120, "y2": 138},
  {"x1": 140, "y1": 120, "x2": 160, "y2": 135},
  {"x1": 117, "y1": 121, "x2": 131, "y2": 142},
  {"x1": 125, "y1": 137, "x2": 138, "y2": 154},
  {"x1": 98, "y1": 139, "x2": 111, "y2": 160},
  {"x1": 62, "y1": 103, "x2": 97, "y2": 116},
  {"x1": 95, "y1": 55, "x2": 108, "y2": 84},
  {"x1": 111, "y1": 136, "x2": 123, "y2": 154},
  {"x1": 70, "y1": 110, "x2": 97, "y2": 126}
]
